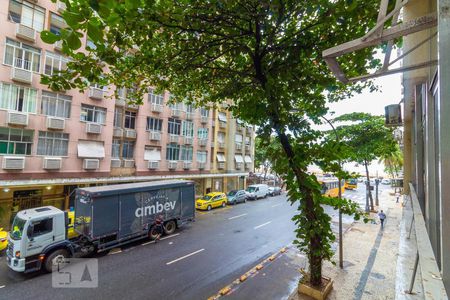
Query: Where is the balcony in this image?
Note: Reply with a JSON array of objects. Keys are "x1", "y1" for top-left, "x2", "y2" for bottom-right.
[
  {"x1": 16, "y1": 24, "x2": 36, "y2": 43},
  {"x1": 245, "y1": 144, "x2": 251, "y2": 152},
  {"x1": 111, "y1": 159, "x2": 121, "y2": 168},
  {"x1": 7, "y1": 111, "x2": 28, "y2": 126},
  {"x1": 83, "y1": 158, "x2": 100, "y2": 170},
  {"x1": 113, "y1": 128, "x2": 123, "y2": 138},
  {"x1": 235, "y1": 143, "x2": 242, "y2": 151},
  {"x1": 123, "y1": 159, "x2": 135, "y2": 168},
  {"x1": 151, "y1": 103, "x2": 163, "y2": 113},
  {"x1": 171, "y1": 109, "x2": 182, "y2": 118},
  {"x1": 115, "y1": 98, "x2": 126, "y2": 107},
  {"x1": 217, "y1": 162, "x2": 225, "y2": 170},
  {"x1": 186, "y1": 112, "x2": 194, "y2": 120},
  {"x1": 183, "y1": 137, "x2": 193, "y2": 145},
  {"x1": 149, "y1": 131, "x2": 161, "y2": 141},
  {"x1": 89, "y1": 87, "x2": 104, "y2": 100},
  {"x1": 86, "y1": 122, "x2": 102, "y2": 134},
  {"x1": 57, "y1": 0, "x2": 67, "y2": 13},
  {"x1": 2, "y1": 156, "x2": 25, "y2": 170},
  {"x1": 197, "y1": 162, "x2": 206, "y2": 170},
  {"x1": 201, "y1": 116, "x2": 208, "y2": 124},
  {"x1": 183, "y1": 161, "x2": 192, "y2": 170},
  {"x1": 126, "y1": 102, "x2": 139, "y2": 110},
  {"x1": 219, "y1": 121, "x2": 227, "y2": 129},
  {"x1": 218, "y1": 142, "x2": 225, "y2": 149},
  {"x1": 169, "y1": 135, "x2": 179, "y2": 143},
  {"x1": 43, "y1": 157, "x2": 62, "y2": 170},
  {"x1": 11, "y1": 67, "x2": 32, "y2": 84},
  {"x1": 54, "y1": 40, "x2": 63, "y2": 51},
  {"x1": 124, "y1": 129, "x2": 137, "y2": 139},
  {"x1": 198, "y1": 139, "x2": 207, "y2": 147},
  {"x1": 168, "y1": 161, "x2": 178, "y2": 170},
  {"x1": 235, "y1": 162, "x2": 243, "y2": 170},
  {"x1": 46, "y1": 117, "x2": 65, "y2": 130},
  {"x1": 148, "y1": 161, "x2": 159, "y2": 169}
]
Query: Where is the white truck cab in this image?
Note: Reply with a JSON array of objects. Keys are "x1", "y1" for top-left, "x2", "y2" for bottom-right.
[{"x1": 7, "y1": 206, "x2": 69, "y2": 273}]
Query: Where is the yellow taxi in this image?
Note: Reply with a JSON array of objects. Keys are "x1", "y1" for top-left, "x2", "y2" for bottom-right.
[
  {"x1": 0, "y1": 228, "x2": 8, "y2": 252},
  {"x1": 196, "y1": 192, "x2": 227, "y2": 211}
]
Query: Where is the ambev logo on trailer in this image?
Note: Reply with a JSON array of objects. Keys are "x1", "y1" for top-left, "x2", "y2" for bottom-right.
[{"x1": 135, "y1": 191, "x2": 177, "y2": 218}]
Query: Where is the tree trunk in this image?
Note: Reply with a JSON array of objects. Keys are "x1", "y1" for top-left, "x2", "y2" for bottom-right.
[
  {"x1": 364, "y1": 160, "x2": 374, "y2": 211},
  {"x1": 276, "y1": 131, "x2": 322, "y2": 286}
]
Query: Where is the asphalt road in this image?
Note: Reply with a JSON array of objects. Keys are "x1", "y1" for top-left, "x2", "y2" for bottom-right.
[{"x1": 0, "y1": 183, "x2": 391, "y2": 300}]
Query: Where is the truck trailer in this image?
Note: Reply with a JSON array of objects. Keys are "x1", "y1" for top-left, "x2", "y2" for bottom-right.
[{"x1": 6, "y1": 180, "x2": 195, "y2": 273}]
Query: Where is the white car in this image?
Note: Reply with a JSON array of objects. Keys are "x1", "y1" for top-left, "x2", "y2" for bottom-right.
[
  {"x1": 245, "y1": 184, "x2": 269, "y2": 200},
  {"x1": 382, "y1": 179, "x2": 391, "y2": 185}
]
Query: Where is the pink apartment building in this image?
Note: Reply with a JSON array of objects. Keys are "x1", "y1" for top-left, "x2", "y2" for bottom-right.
[{"x1": 0, "y1": 0, "x2": 254, "y2": 229}]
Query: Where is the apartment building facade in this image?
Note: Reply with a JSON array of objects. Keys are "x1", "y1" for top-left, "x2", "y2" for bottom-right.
[{"x1": 0, "y1": 0, "x2": 255, "y2": 229}]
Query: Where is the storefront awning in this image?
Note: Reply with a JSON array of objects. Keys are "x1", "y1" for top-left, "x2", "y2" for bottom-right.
[
  {"x1": 216, "y1": 153, "x2": 226, "y2": 162},
  {"x1": 244, "y1": 156, "x2": 252, "y2": 163},
  {"x1": 235, "y1": 155, "x2": 244, "y2": 163}
]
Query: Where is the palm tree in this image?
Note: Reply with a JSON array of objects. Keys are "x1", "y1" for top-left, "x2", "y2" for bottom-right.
[{"x1": 379, "y1": 145, "x2": 403, "y2": 178}]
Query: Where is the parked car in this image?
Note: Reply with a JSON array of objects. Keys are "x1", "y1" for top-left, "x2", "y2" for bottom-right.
[
  {"x1": 268, "y1": 187, "x2": 282, "y2": 196},
  {"x1": 382, "y1": 179, "x2": 391, "y2": 185},
  {"x1": 245, "y1": 184, "x2": 269, "y2": 200},
  {"x1": 196, "y1": 192, "x2": 228, "y2": 211},
  {"x1": 0, "y1": 228, "x2": 7, "y2": 252},
  {"x1": 227, "y1": 190, "x2": 247, "y2": 205}
]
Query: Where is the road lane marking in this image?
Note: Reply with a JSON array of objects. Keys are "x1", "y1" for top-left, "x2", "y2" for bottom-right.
[
  {"x1": 166, "y1": 248, "x2": 205, "y2": 265},
  {"x1": 228, "y1": 213, "x2": 247, "y2": 220},
  {"x1": 254, "y1": 221, "x2": 272, "y2": 229},
  {"x1": 142, "y1": 233, "x2": 180, "y2": 246},
  {"x1": 0, "y1": 285, "x2": 5, "y2": 289},
  {"x1": 271, "y1": 204, "x2": 281, "y2": 207}
]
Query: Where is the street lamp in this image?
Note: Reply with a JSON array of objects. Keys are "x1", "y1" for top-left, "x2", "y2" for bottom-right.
[{"x1": 321, "y1": 117, "x2": 344, "y2": 269}]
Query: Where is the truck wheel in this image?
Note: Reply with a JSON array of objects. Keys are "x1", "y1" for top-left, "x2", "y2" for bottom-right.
[
  {"x1": 44, "y1": 249, "x2": 69, "y2": 273},
  {"x1": 164, "y1": 220, "x2": 177, "y2": 235},
  {"x1": 207, "y1": 205, "x2": 212, "y2": 211}
]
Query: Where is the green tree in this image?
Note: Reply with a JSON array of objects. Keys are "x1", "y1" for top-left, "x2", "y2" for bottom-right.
[
  {"x1": 41, "y1": 0, "x2": 382, "y2": 287},
  {"x1": 332, "y1": 113, "x2": 398, "y2": 211}
]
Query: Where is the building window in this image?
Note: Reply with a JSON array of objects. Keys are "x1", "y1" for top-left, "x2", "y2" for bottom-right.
[
  {"x1": 122, "y1": 140, "x2": 134, "y2": 159},
  {"x1": 182, "y1": 120, "x2": 194, "y2": 137},
  {"x1": 0, "y1": 82, "x2": 37, "y2": 113},
  {"x1": 113, "y1": 108, "x2": 123, "y2": 128},
  {"x1": 168, "y1": 118, "x2": 181, "y2": 135},
  {"x1": 218, "y1": 132, "x2": 225, "y2": 143},
  {"x1": 0, "y1": 127, "x2": 33, "y2": 155},
  {"x1": 198, "y1": 127, "x2": 208, "y2": 139},
  {"x1": 200, "y1": 108, "x2": 209, "y2": 117},
  {"x1": 8, "y1": 0, "x2": 45, "y2": 32},
  {"x1": 169, "y1": 102, "x2": 183, "y2": 111},
  {"x1": 166, "y1": 144, "x2": 180, "y2": 161},
  {"x1": 180, "y1": 145, "x2": 193, "y2": 161},
  {"x1": 111, "y1": 139, "x2": 120, "y2": 158},
  {"x1": 37, "y1": 131, "x2": 68, "y2": 156},
  {"x1": 124, "y1": 111, "x2": 136, "y2": 129},
  {"x1": 148, "y1": 88, "x2": 164, "y2": 105},
  {"x1": 147, "y1": 117, "x2": 163, "y2": 132},
  {"x1": 44, "y1": 52, "x2": 69, "y2": 76},
  {"x1": 186, "y1": 104, "x2": 195, "y2": 114},
  {"x1": 41, "y1": 91, "x2": 71, "y2": 118},
  {"x1": 245, "y1": 136, "x2": 250, "y2": 145},
  {"x1": 49, "y1": 12, "x2": 66, "y2": 35},
  {"x1": 86, "y1": 39, "x2": 97, "y2": 50},
  {"x1": 218, "y1": 112, "x2": 227, "y2": 122},
  {"x1": 80, "y1": 104, "x2": 106, "y2": 124},
  {"x1": 4, "y1": 38, "x2": 41, "y2": 72},
  {"x1": 235, "y1": 134, "x2": 243, "y2": 144},
  {"x1": 197, "y1": 151, "x2": 207, "y2": 163}
]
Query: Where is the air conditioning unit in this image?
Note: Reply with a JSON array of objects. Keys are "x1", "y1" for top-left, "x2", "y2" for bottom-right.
[
  {"x1": 115, "y1": 98, "x2": 126, "y2": 107},
  {"x1": 201, "y1": 116, "x2": 208, "y2": 124},
  {"x1": 126, "y1": 103, "x2": 139, "y2": 110},
  {"x1": 16, "y1": 24, "x2": 36, "y2": 42},
  {"x1": 184, "y1": 137, "x2": 193, "y2": 145},
  {"x1": 235, "y1": 143, "x2": 242, "y2": 150},
  {"x1": 198, "y1": 139, "x2": 207, "y2": 147},
  {"x1": 83, "y1": 158, "x2": 100, "y2": 170},
  {"x1": 113, "y1": 128, "x2": 123, "y2": 137},
  {"x1": 219, "y1": 122, "x2": 227, "y2": 129},
  {"x1": 218, "y1": 162, "x2": 225, "y2": 169},
  {"x1": 245, "y1": 145, "x2": 251, "y2": 152},
  {"x1": 111, "y1": 159, "x2": 121, "y2": 168},
  {"x1": 197, "y1": 162, "x2": 206, "y2": 170},
  {"x1": 46, "y1": 116, "x2": 65, "y2": 130},
  {"x1": 149, "y1": 131, "x2": 161, "y2": 141},
  {"x1": 2, "y1": 156, "x2": 25, "y2": 170},
  {"x1": 43, "y1": 157, "x2": 62, "y2": 170},
  {"x1": 123, "y1": 159, "x2": 135, "y2": 168},
  {"x1": 169, "y1": 135, "x2": 179, "y2": 143},
  {"x1": 151, "y1": 104, "x2": 163, "y2": 113},
  {"x1": 148, "y1": 161, "x2": 159, "y2": 169},
  {"x1": 89, "y1": 87, "x2": 104, "y2": 100},
  {"x1": 86, "y1": 122, "x2": 102, "y2": 134},
  {"x1": 124, "y1": 129, "x2": 137, "y2": 139},
  {"x1": 7, "y1": 111, "x2": 28, "y2": 126},
  {"x1": 171, "y1": 109, "x2": 182, "y2": 118},
  {"x1": 54, "y1": 40, "x2": 63, "y2": 51},
  {"x1": 57, "y1": 1, "x2": 67, "y2": 13},
  {"x1": 235, "y1": 162, "x2": 243, "y2": 170},
  {"x1": 183, "y1": 161, "x2": 192, "y2": 170},
  {"x1": 11, "y1": 67, "x2": 32, "y2": 84},
  {"x1": 168, "y1": 161, "x2": 178, "y2": 170},
  {"x1": 219, "y1": 142, "x2": 225, "y2": 149}
]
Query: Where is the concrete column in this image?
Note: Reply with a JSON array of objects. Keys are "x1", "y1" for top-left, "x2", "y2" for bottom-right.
[{"x1": 438, "y1": 0, "x2": 450, "y2": 292}]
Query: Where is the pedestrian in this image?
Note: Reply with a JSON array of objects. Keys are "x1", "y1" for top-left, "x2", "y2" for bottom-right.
[
  {"x1": 153, "y1": 215, "x2": 164, "y2": 242},
  {"x1": 378, "y1": 210, "x2": 386, "y2": 229},
  {"x1": 395, "y1": 192, "x2": 400, "y2": 203}
]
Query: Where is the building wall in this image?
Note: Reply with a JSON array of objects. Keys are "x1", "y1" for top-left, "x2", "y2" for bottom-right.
[{"x1": 0, "y1": 0, "x2": 254, "y2": 229}]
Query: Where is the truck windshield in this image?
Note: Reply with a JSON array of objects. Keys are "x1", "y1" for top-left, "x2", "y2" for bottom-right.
[
  {"x1": 246, "y1": 187, "x2": 256, "y2": 193},
  {"x1": 10, "y1": 216, "x2": 26, "y2": 240}
]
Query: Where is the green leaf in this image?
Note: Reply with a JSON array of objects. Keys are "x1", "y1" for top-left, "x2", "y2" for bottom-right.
[
  {"x1": 40, "y1": 31, "x2": 60, "y2": 44},
  {"x1": 66, "y1": 30, "x2": 82, "y2": 50}
]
